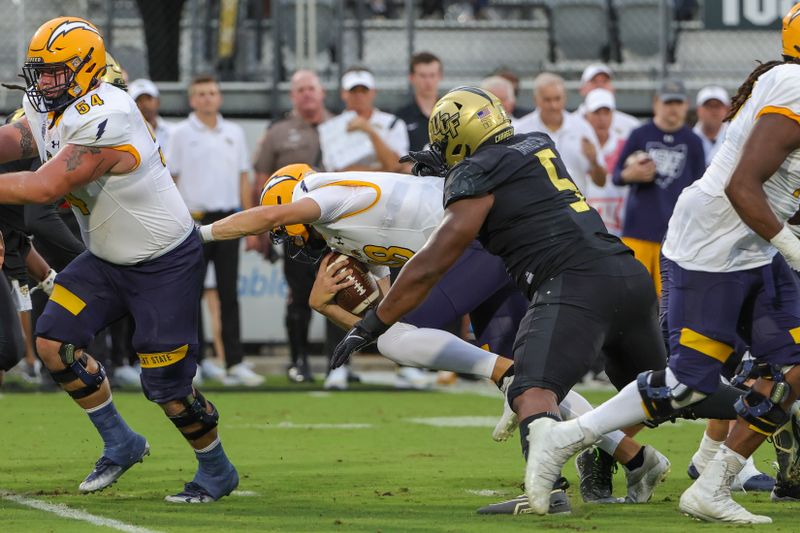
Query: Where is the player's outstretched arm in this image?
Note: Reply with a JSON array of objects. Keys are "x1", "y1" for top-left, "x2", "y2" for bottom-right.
[
  {"x1": 725, "y1": 114, "x2": 800, "y2": 267},
  {"x1": 0, "y1": 142, "x2": 134, "y2": 204},
  {"x1": 0, "y1": 119, "x2": 38, "y2": 164},
  {"x1": 200, "y1": 198, "x2": 321, "y2": 242}
]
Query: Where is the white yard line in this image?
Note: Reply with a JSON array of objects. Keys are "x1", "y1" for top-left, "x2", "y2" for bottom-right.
[
  {"x1": 231, "y1": 422, "x2": 373, "y2": 429},
  {"x1": 406, "y1": 416, "x2": 499, "y2": 427},
  {"x1": 0, "y1": 490, "x2": 163, "y2": 533}
]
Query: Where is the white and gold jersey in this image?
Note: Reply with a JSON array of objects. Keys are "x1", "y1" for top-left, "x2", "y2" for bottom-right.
[
  {"x1": 23, "y1": 82, "x2": 193, "y2": 265},
  {"x1": 662, "y1": 64, "x2": 800, "y2": 272},
  {"x1": 294, "y1": 171, "x2": 444, "y2": 271}
]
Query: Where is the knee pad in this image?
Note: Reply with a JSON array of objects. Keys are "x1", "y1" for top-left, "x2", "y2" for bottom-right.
[
  {"x1": 167, "y1": 390, "x2": 219, "y2": 441},
  {"x1": 731, "y1": 359, "x2": 784, "y2": 390},
  {"x1": 735, "y1": 379, "x2": 792, "y2": 436},
  {"x1": 637, "y1": 368, "x2": 706, "y2": 424},
  {"x1": 48, "y1": 343, "x2": 106, "y2": 399}
]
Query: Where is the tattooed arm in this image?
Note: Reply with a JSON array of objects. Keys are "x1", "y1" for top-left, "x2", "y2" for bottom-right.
[
  {"x1": 0, "y1": 143, "x2": 137, "y2": 204},
  {"x1": 0, "y1": 119, "x2": 38, "y2": 163}
]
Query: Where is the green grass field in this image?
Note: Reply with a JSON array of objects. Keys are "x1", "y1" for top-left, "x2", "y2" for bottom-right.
[{"x1": 0, "y1": 386, "x2": 797, "y2": 532}]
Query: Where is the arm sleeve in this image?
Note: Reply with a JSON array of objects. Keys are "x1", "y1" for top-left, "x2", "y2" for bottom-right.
[
  {"x1": 612, "y1": 130, "x2": 640, "y2": 186},
  {"x1": 305, "y1": 186, "x2": 378, "y2": 224}
]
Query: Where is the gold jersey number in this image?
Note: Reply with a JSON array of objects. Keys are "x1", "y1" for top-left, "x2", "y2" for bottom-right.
[
  {"x1": 362, "y1": 245, "x2": 415, "y2": 268},
  {"x1": 535, "y1": 148, "x2": 589, "y2": 213}
]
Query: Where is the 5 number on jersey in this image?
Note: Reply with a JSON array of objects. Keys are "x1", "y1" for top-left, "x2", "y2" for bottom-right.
[{"x1": 535, "y1": 148, "x2": 589, "y2": 213}]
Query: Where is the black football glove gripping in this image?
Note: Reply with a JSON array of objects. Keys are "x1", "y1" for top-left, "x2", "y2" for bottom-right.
[
  {"x1": 330, "y1": 309, "x2": 390, "y2": 369},
  {"x1": 399, "y1": 149, "x2": 448, "y2": 177}
]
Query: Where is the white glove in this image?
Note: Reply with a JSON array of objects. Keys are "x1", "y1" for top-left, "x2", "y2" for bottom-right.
[
  {"x1": 37, "y1": 268, "x2": 57, "y2": 296},
  {"x1": 770, "y1": 225, "x2": 800, "y2": 271}
]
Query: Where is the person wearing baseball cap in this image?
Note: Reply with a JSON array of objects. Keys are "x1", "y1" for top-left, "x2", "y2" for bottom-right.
[
  {"x1": 128, "y1": 78, "x2": 173, "y2": 151},
  {"x1": 610, "y1": 77, "x2": 706, "y2": 296},
  {"x1": 576, "y1": 63, "x2": 640, "y2": 138},
  {"x1": 323, "y1": 67, "x2": 409, "y2": 173},
  {"x1": 694, "y1": 85, "x2": 731, "y2": 166}
]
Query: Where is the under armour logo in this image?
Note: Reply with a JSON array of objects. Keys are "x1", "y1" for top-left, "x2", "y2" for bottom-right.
[
  {"x1": 333, "y1": 236, "x2": 345, "y2": 246},
  {"x1": 51, "y1": 140, "x2": 59, "y2": 149}
]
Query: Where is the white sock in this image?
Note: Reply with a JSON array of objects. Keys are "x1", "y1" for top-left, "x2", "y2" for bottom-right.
[
  {"x1": 577, "y1": 380, "x2": 649, "y2": 441},
  {"x1": 560, "y1": 389, "x2": 625, "y2": 455},
  {"x1": 737, "y1": 455, "x2": 764, "y2": 482},
  {"x1": 717, "y1": 444, "x2": 747, "y2": 466},
  {"x1": 691, "y1": 431, "x2": 724, "y2": 473},
  {"x1": 377, "y1": 322, "x2": 496, "y2": 378}
]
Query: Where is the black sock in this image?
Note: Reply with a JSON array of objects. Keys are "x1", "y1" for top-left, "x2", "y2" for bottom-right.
[
  {"x1": 624, "y1": 446, "x2": 646, "y2": 471},
  {"x1": 496, "y1": 364, "x2": 514, "y2": 389},
  {"x1": 519, "y1": 412, "x2": 561, "y2": 460}
]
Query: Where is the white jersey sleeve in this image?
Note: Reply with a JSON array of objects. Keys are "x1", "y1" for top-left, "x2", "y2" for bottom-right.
[
  {"x1": 61, "y1": 107, "x2": 130, "y2": 148},
  {"x1": 303, "y1": 185, "x2": 377, "y2": 224},
  {"x1": 753, "y1": 66, "x2": 800, "y2": 120}
]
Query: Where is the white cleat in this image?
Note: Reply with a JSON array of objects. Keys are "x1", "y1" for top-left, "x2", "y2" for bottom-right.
[
  {"x1": 624, "y1": 446, "x2": 671, "y2": 503},
  {"x1": 324, "y1": 366, "x2": 348, "y2": 390},
  {"x1": 524, "y1": 418, "x2": 590, "y2": 515},
  {"x1": 679, "y1": 454, "x2": 772, "y2": 524},
  {"x1": 223, "y1": 362, "x2": 265, "y2": 387},
  {"x1": 492, "y1": 374, "x2": 518, "y2": 442}
]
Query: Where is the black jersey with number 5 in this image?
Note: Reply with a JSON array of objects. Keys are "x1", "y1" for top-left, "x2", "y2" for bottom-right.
[{"x1": 443, "y1": 132, "x2": 630, "y2": 297}]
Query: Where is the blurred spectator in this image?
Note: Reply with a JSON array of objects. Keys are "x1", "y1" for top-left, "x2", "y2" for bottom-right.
[
  {"x1": 253, "y1": 69, "x2": 345, "y2": 385},
  {"x1": 493, "y1": 66, "x2": 533, "y2": 118},
  {"x1": 167, "y1": 74, "x2": 264, "y2": 386},
  {"x1": 612, "y1": 79, "x2": 705, "y2": 295},
  {"x1": 583, "y1": 89, "x2": 629, "y2": 236},
  {"x1": 320, "y1": 67, "x2": 409, "y2": 172},
  {"x1": 577, "y1": 64, "x2": 641, "y2": 138},
  {"x1": 693, "y1": 85, "x2": 730, "y2": 167},
  {"x1": 134, "y1": 0, "x2": 185, "y2": 81},
  {"x1": 128, "y1": 79, "x2": 174, "y2": 152},
  {"x1": 515, "y1": 72, "x2": 606, "y2": 193},
  {"x1": 480, "y1": 76, "x2": 517, "y2": 118},
  {"x1": 396, "y1": 52, "x2": 443, "y2": 151},
  {"x1": 421, "y1": 0, "x2": 444, "y2": 18}
]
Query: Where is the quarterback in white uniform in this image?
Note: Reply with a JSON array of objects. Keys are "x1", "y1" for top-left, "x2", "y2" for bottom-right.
[
  {"x1": 203, "y1": 164, "x2": 666, "y2": 510},
  {"x1": 0, "y1": 17, "x2": 237, "y2": 503},
  {"x1": 525, "y1": 5, "x2": 800, "y2": 523}
]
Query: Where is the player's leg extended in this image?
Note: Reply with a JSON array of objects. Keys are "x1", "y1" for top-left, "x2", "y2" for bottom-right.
[
  {"x1": 682, "y1": 257, "x2": 800, "y2": 523},
  {"x1": 34, "y1": 255, "x2": 148, "y2": 493},
  {"x1": 523, "y1": 256, "x2": 743, "y2": 514},
  {"x1": 129, "y1": 232, "x2": 238, "y2": 503}
]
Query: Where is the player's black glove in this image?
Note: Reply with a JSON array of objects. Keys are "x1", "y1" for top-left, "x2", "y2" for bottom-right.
[
  {"x1": 330, "y1": 309, "x2": 390, "y2": 369},
  {"x1": 399, "y1": 148, "x2": 448, "y2": 177}
]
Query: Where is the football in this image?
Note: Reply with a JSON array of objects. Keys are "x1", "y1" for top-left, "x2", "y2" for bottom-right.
[
  {"x1": 624, "y1": 150, "x2": 652, "y2": 167},
  {"x1": 327, "y1": 253, "x2": 381, "y2": 316}
]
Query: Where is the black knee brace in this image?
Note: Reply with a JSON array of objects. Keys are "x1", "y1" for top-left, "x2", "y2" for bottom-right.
[
  {"x1": 168, "y1": 390, "x2": 219, "y2": 441},
  {"x1": 735, "y1": 380, "x2": 791, "y2": 436},
  {"x1": 637, "y1": 369, "x2": 692, "y2": 420},
  {"x1": 48, "y1": 343, "x2": 106, "y2": 399}
]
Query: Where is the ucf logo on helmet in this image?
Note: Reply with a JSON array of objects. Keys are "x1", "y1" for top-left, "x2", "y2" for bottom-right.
[{"x1": 431, "y1": 110, "x2": 460, "y2": 140}]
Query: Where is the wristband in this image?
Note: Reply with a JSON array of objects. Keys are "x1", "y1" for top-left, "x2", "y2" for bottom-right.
[
  {"x1": 360, "y1": 308, "x2": 390, "y2": 335},
  {"x1": 770, "y1": 225, "x2": 800, "y2": 264},
  {"x1": 199, "y1": 224, "x2": 215, "y2": 243}
]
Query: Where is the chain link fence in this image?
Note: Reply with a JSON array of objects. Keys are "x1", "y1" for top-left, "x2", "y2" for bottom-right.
[{"x1": 0, "y1": 0, "x2": 790, "y2": 116}]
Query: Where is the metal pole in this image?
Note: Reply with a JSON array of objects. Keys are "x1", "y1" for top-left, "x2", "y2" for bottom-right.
[
  {"x1": 190, "y1": 0, "x2": 200, "y2": 77},
  {"x1": 405, "y1": 0, "x2": 414, "y2": 99},
  {"x1": 336, "y1": 0, "x2": 345, "y2": 83},
  {"x1": 356, "y1": 0, "x2": 364, "y2": 61},
  {"x1": 271, "y1": 0, "x2": 283, "y2": 118},
  {"x1": 309, "y1": 0, "x2": 317, "y2": 71},
  {"x1": 658, "y1": 0, "x2": 668, "y2": 80},
  {"x1": 105, "y1": 0, "x2": 114, "y2": 50}
]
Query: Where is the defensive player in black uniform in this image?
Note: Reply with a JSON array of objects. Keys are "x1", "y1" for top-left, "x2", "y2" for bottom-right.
[{"x1": 332, "y1": 87, "x2": 745, "y2": 513}]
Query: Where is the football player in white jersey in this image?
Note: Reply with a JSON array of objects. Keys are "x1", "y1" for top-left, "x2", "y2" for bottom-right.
[
  {"x1": 0, "y1": 17, "x2": 238, "y2": 503},
  {"x1": 202, "y1": 163, "x2": 671, "y2": 511},
  {"x1": 524, "y1": 4, "x2": 800, "y2": 523}
]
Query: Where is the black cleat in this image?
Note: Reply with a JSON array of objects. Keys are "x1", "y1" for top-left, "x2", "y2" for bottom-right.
[
  {"x1": 575, "y1": 447, "x2": 624, "y2": 504},
  {"x1": 771, "y1": 480, "x2": 800, "y2": 502},
  {"x1": 477, "y1": 478, "x2": 571, "y2": 515}
]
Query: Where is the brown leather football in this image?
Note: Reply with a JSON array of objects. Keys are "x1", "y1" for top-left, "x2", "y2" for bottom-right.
[{"x1": 327, "y1": 253, "x2": 381, "y2": 316}]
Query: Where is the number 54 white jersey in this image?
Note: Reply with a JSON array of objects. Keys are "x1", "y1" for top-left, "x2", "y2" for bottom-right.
[{"x1": 23, "y1": 82, "x2": 193, "y2": 265}]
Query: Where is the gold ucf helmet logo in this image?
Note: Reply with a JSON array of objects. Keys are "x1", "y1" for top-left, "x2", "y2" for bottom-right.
[{"x1": 430, "y1": 110, "x2": 460, "y2": 141}]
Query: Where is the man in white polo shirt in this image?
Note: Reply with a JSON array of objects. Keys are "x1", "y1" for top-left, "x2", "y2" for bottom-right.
[
  {"x1": 128, "y1": 78, "x2": 173, "y2": 153},
  {"x1": 576, "y1": 63, "x2": 641, "y2": 139},
  {"x1": 321, "y1": 67, "x2": 409, "y2": 173},
  {"x1": 166, "y1": 74, "x2": 263, "y2": 387},
  {"x1": 515, "y1": 72, "x2": 606, "y2": 193},
  {"x1": 693, "y1": 85, "x2": 730, "y2": 167}
]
